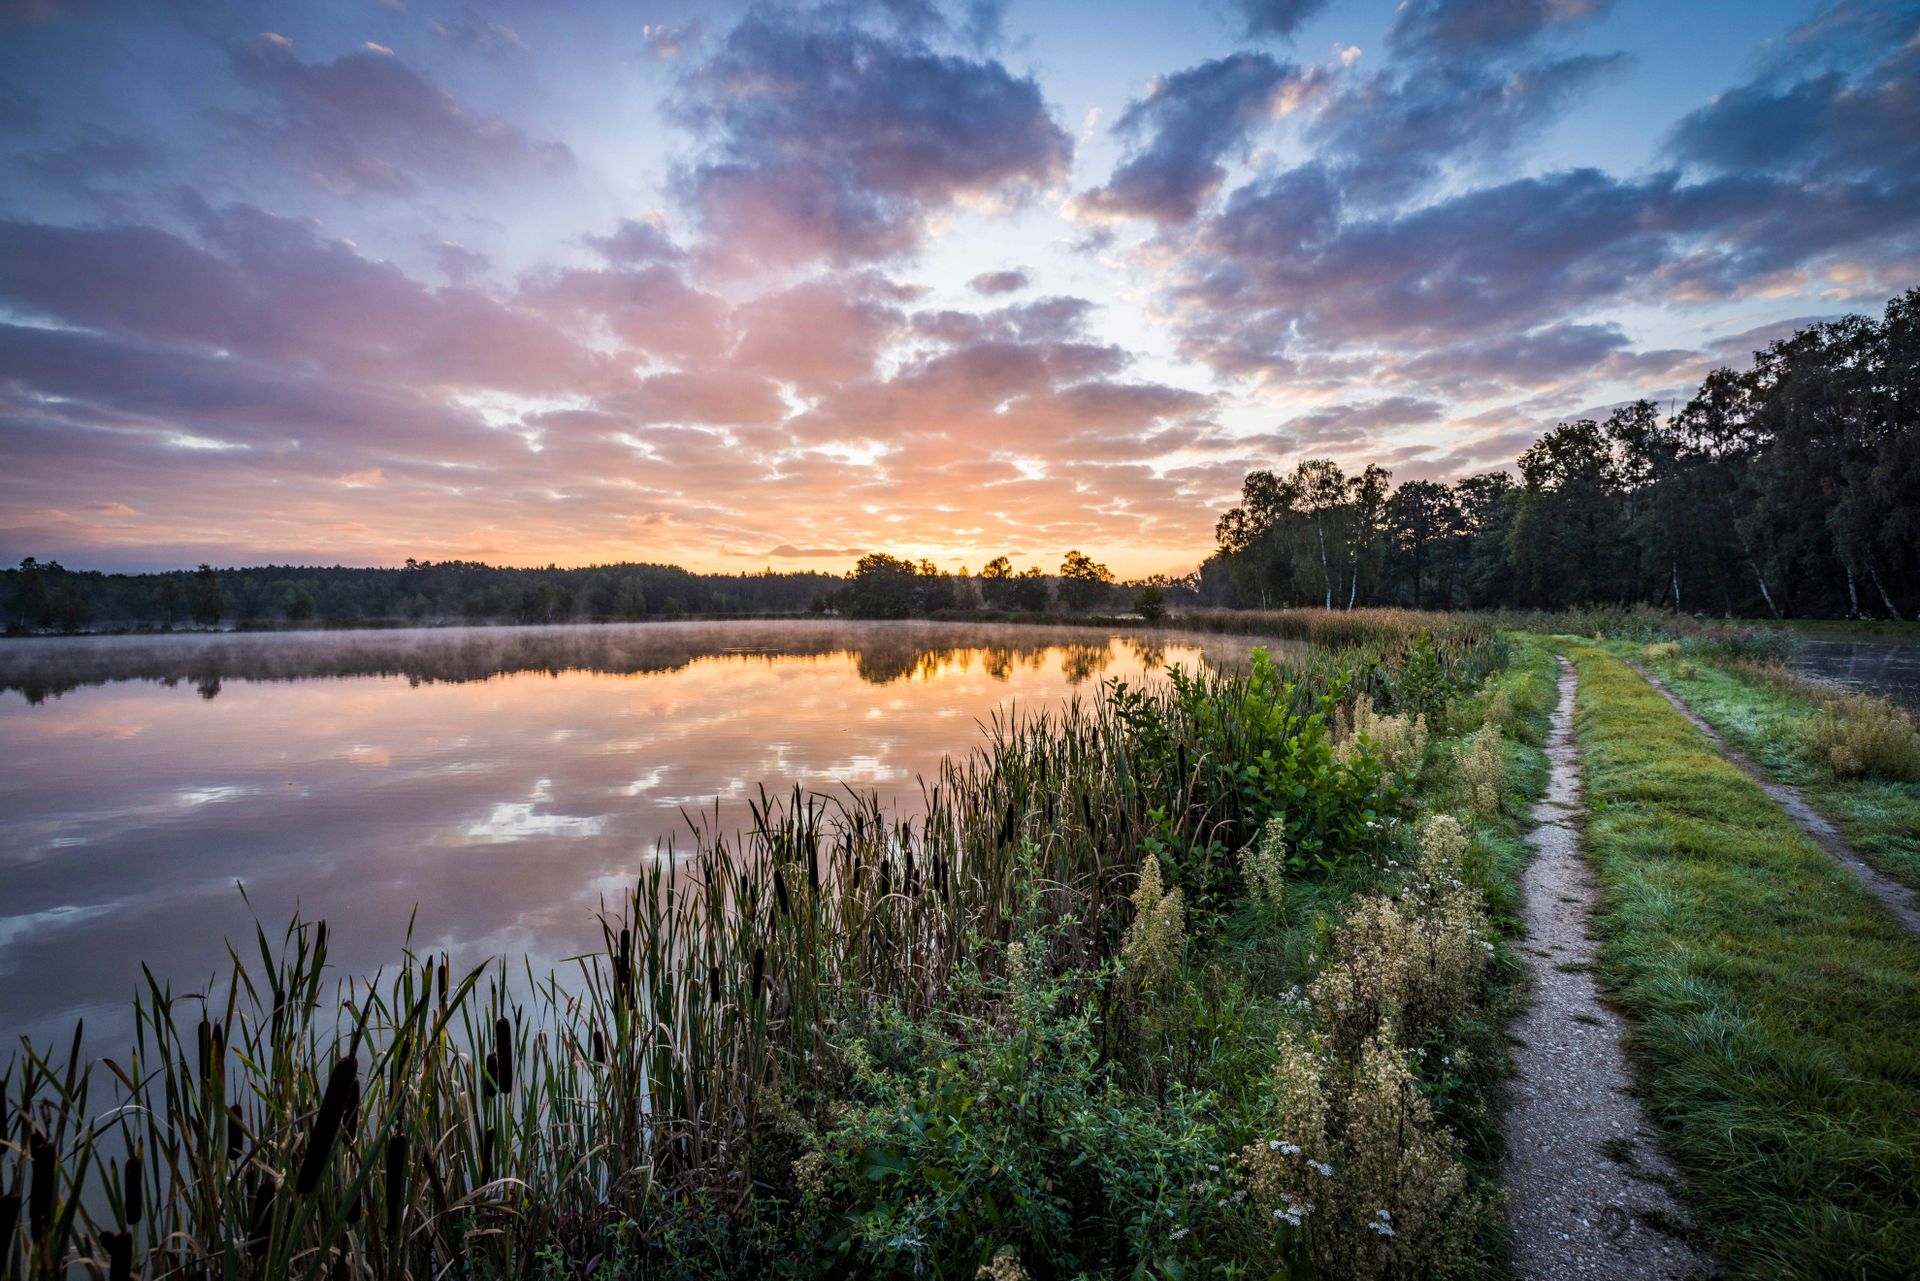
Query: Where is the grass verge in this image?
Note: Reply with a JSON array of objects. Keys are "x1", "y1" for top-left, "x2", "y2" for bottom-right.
[
  {"x1": 1624, "y1": 643, "x2": 1920, "y2": 893},
  {"x1": 1559, "y1": 639, "x2": 1920, "y2": 1277}
]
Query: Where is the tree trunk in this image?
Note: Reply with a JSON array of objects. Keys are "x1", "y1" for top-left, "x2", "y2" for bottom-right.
[
  {"x1": 1867, "y1": 562, "x2": 1904, "y2": 621},
  {"x1": 1670, "y1": 561, "x2": 1681, "y2": 613},
  {"x1": 1723, "y1": 496, "x2": 1781, "y2": 619},
  {"x1": 1844, "y1": 561, "x2": 1861, "y2": 618},
  {"x1": 1316, "y1": 523, "x2": 1331, "y2": 609}
]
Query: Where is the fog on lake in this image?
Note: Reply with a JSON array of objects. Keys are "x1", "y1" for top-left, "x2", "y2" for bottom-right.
[{"x1": 0, "y1": 620, "x2": 1299, "y2": 1047}]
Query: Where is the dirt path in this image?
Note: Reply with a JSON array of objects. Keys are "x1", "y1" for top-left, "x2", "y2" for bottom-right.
[
  {"x1": 1502, "y1": 656, "x2": 1712, "y2": 1280},
  {"x1": 1625, "y1": 660, "x2": 1920, "y2": 935}
]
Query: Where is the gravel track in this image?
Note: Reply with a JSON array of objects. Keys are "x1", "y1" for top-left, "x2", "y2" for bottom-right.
[{"x1": 1501, "y1": 656, "x2": 1713, "y2": 1280}]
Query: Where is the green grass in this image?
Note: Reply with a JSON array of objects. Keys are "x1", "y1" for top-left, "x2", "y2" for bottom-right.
[
  {"x1": 1625, "y1": 644, "x2": 1920, "y2": 892},
  {"x1": 1557, "y1": 639, "x2": 1920, "y2": 1278}
]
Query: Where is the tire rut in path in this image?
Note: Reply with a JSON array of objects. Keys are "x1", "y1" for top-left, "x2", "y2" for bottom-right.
[
  {"x1": 1501, "y1": 656, "x2": 1712, "y2": 1281},
  {"x1": 1624, "y1": 659, "x2": 1920, "y2": 935}
]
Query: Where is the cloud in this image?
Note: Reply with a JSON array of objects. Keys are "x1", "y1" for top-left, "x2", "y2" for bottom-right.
[
  {"x1": 1388, "y1": 0, "x2": 1614, "y2": 55},
  {"x1": 672, "y1": 8, "x2": 1071, "y2": 268},
  {"x1": 1230, "y1": 0, "x2": 1335, "y2": 41},
  {"x1": 968, "y1": 268, "x2": 1030, "y2": 294},
  {"x1": 583, "y1": 218, "x2": 686, "y2": 265},
  {"x1": 226, "y1": 34, "x2": 573, "y2": 196},
  {"x1": 1667, "y1": 27, "x2": 1919, "y2": 188},
  {"x1": 1076, "y1": 53, "x2": 1306, "y2": 225},
  {"x1": 1308, "y1": 53, "x2": 1623, "y2": 203},
  {"x1": 762, "y1": 543, "x2": 866, "y2": 558}
]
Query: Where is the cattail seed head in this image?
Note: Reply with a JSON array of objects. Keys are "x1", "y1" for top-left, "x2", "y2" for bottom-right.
[
  {"x1": 590, "y1": 1027, "x2": 606, "y2": 1063},
  {"x1": 28, "y1": 1135, "x2": 54, "y2": 1241},
  {"x1": 124, "y1": 1148, "x2": 144, "y2": 1227},
  {"x1": 493, "y1": 1017, "x2": 513, "y2": 1095},
  {"x1": 383, "y1": 1132, "x2": 408, "y2": 1240},
  {"x1": 246, "y1": 1172, "x2": 278, "y2": 1257},
  {"x1": 103, "y1": 1228, "x2": 133, "y2": 1281},
  {"x1": 294, "y1": 1056, "x2": 360, "y2": 1195}
]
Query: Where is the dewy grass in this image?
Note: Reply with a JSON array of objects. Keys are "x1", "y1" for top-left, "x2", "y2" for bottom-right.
[
  {"x1": 1, "y1": 618, "x2": 1513, "y2": 1279},
  {"x1": 1624, "y1": 641, "x2": 1920, "y2": 893},
  {"x1": 1560, "y1": 640, "x2": 1920, "y2": 1277}
]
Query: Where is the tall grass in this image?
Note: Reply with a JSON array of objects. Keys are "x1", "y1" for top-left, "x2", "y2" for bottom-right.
[{"x1": 0, "y1": 619, "x2": 1503, "y2": 1278}]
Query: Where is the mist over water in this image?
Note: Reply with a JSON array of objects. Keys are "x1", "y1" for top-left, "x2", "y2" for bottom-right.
[{"x1": 0, "y1": 620, "x2": 1299, "y2": 1049}]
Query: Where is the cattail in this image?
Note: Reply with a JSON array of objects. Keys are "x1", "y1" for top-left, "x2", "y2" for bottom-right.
[
  {"x1": 590, "y1": 1028, "x2": 606, "y2": 1063},
  {"x1": 482, "y1": 1052, "x2": 498, "y2": 1100},
  {"x1": 0, "y1": 1194, "x2": 18, "y2": 1260},
  {"x1": 246, "y1": 1171, "x2": 278, "y2": 1257},
  {"x1": 437, "y1": 956, "x2": 449, "y2": 1006},
  {"x1": 773, "y1": 867, "x2": 790, "y2": 918},
  {"x1": 752, "y1": 947, "x2": 764, "y2": 998},
  {"x1": 480, "y1": 1127, "x2": 496, "y2": 1186},
  {"x1": 294, "y1": 1056, "x2": 360, "y2": 1195},
  {"x1": 999, "y1": 801, "x2": 1014, "y2": 846},
  {"x1": 196, "y1": 1018, "x2": 211, "y2": 1080},
  {"x1": 1082, "y1": 793, "x2": 1094, "y2": 832},
  {"x1": 807, "y1": 837, "x2": 821, "y2": 894},
  {"x1": 384, "y1": 1132, "x2": 408, "y2": 1240},
  {"x1": 493, "y1": 1017, "x2": 513, "y2": 1095},
  {"x1": 227, "y1": 1104, "x2": 245, "y2": 1161},
  {"x1": 124, "y1": 1148, "x2": 144, "y2": 1227},
  {"x1": 103, "y1": 1229, "x2": 133, "y2": 1281},
  {"x1": 28, "y1": 1135, "x2": 54, "y2": 1241},
  {"x1": 880, "y1": 861, "x2": 892, "y2": 898},
  {"x1": 708, "y1": 964, "x2": 721, "y2": 1007},
  {"x1": 852, "y1": 858, "x2": 862, "y2": 890}
]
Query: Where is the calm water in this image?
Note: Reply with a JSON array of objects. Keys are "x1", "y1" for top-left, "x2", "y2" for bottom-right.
[
  {"x1": 1789, "y1": 637, "x2": 1920, "y2": 710},
  {"x1": 0, "y1": 620, "x2": 1294, "y2": 1048}
]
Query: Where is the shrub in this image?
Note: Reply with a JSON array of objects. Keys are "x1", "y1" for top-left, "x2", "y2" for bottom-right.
[
  {"x1": 1336, "y1": 694, "x2": 1429, "y2": 781},
  {"x1": 1805, "y1": 693, "x2": 1920, "y2": 782},
  {"x1": 1132, "y1": 584, "x2": 1168, "y2": 624},
  {"x1": 1458, "y1": 727, "x2": 1505, "y2": 818},
  {"x1": 1308, "y1": 879, "x2": 1490, "y2": 1054},
  {"x1": 1123, "y1": 855, "x2": 1186, "y2": 996},
  {"x1": 1239, "y1": 816, "x2": 1289, "y2": 918},
  {"x1": 1643, "y1": 641, "x2": 1681, "y2": 661},
  {"x1": 1482, "y1": 686, "x2": 1516, "y2": 732},
  {"x1": 1240, "y1": 1026, "x2": 1485, "y2": 1281}
]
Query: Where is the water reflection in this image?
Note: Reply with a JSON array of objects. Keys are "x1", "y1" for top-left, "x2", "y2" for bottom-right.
[
  {"x1": 0, "y1": 621, "x2": 1294, "y2": 1050},
  {"x1": 1789, "y1": 637, "x2": 1920, "y2": 711},
  {"x1": 0, "y1": 621, "x2": 1183, "y2": 702}
]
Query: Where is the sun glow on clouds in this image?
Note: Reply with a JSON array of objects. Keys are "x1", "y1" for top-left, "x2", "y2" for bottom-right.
[{"x1": 0, "y1": 0, "x2": 1914, "y2": 575}]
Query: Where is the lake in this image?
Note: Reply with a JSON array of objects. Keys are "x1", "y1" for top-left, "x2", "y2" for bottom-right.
[
  {"x1": 1788, "y1": 637, "x2": 1920, "y2": 711},
  {"x1": 0, "y1": 620, "x2": 1297, "y2": 1049}
]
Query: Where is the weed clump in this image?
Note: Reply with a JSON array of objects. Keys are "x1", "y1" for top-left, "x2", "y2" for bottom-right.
[
  {"x1": 1239, "y1": 816, "x2": 1289, "y2": 918},
  {"x1": 1805, "y1": 693, "x2": 1920, "y2": 782},
  {"x1": 1122, "y1": 855, "x2": 1186, "y2": 995},
  {"x1": 1241, "y1": 1025, "x2": 1484, "y2": 1280},
  {"x1": 1308, "y1": 872, "x2": 1490, "y2": 1053},
  {"x1": 1643, "y1": 641, "x2": 1681, "y2": 662},
  {"x1": 1337, "y1": 695, "x2": 1429, "y2": 780},
  {"x1": 1458, "y1": 727, "x2": 1505, "y2": 817}
]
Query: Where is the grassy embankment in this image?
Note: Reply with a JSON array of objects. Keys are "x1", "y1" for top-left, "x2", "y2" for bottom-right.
[
  {"x1": 2, "y1": 615, "x2": 1558, "y2": 1280},
  {"x1": 1557, "y1": 639, "x2": 1920, "y2": 1276},
  {"x1": 1624, "y1": 639, "x2": 1920, "y2": 892}
]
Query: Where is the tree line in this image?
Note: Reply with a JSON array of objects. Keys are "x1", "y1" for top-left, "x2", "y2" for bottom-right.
[
  {"x1": 1206, "y1": 290, "x2": 1920, "y2": 618},
  {"x1": 2, "y1": 559, "x2": 843, "y2": 632}
]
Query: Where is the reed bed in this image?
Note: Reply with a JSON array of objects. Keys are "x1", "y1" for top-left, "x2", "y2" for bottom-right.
[{"x1": 1, "y1": 618, "x2": 1502, "y2": 1279}]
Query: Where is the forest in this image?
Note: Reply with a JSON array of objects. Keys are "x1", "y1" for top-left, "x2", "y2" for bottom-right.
[
  {"x1": 4, "y1": 292, "x2": 1915, "y2": 632},
  {"x1": 1204, "y1": 290, "x2": 1919, "y2": 619}
]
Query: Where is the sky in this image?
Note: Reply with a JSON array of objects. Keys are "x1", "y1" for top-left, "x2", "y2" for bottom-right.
[{"x1": 0, "y1": 0, "x2": 1916, "y2": 577}]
